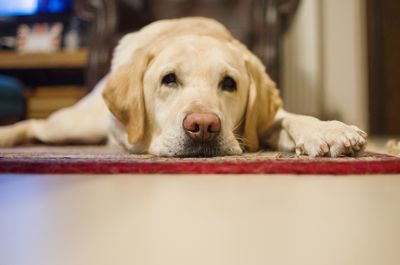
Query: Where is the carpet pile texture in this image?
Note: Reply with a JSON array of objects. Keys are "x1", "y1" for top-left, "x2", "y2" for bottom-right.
[{"x1": 1, "y1": 146, "x2": 400, "y2": 174}]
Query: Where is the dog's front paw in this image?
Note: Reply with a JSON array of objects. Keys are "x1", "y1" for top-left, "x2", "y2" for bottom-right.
[{"x1": 294, "y1": 121, "x2": 367, "y2": 157}]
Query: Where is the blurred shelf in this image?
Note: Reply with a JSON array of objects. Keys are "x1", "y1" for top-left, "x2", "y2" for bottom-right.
[
  {"x1": 0, "y1": 49, "x2": 88, "y2": 69},
  {"x1": 26, "y1": 86, "x2": 85, "y2": 119}
]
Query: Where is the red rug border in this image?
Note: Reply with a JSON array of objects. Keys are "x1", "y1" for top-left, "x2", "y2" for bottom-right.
[{"x1": 1, "y1": 154, "x2": 400, "y2": 175}]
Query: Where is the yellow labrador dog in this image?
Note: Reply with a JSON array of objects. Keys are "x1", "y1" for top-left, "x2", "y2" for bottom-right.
[{"x1": 0, "y1": 17, "x2": 367, "y2": 157}]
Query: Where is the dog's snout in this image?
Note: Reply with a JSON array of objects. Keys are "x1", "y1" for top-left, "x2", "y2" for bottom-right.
[{"x1": 183, "y1": 112, "x2": 221, "y2": 142}]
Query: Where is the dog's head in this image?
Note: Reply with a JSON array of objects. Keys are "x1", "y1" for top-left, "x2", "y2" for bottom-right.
[{"x1": 103, "y1": 34, "x2": 281, "y2": 157}]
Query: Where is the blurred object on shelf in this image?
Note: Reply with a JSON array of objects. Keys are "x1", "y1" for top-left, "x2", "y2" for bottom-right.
[
  {"x1": 0, "y1": 75, "x2": 25, "y2": 125},
  {"x1": 16, "y1": 22, "x2": 63, "y2": 53},
  {"x1": 64, "y1": 17, "x2": 81, "y2": 52}
]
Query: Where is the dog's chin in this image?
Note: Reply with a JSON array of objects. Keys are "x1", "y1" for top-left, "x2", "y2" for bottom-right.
[
  {"x1": 177, "y1": 140, "x2": 223, "y2": 157},
  {"x1": 148, "y1": 134, "x2": 243, "y2": 157}
]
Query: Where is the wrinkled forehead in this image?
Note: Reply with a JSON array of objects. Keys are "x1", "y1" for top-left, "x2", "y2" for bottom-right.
[{"x1": 150, "y1": 35, "x2": 245, "y2": 76}]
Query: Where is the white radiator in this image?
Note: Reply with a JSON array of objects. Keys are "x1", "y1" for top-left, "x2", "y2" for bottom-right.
[
  {"x1": 280, "y1": 0, "x2": 322, "y2": 117},
  {"x1": 280, "y1": 0, "x2": 368, "y2": 129}
]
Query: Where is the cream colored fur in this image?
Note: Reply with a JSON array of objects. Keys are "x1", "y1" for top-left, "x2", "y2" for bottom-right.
[{"x1": 0, "y1": 17, "x2": 366, "y2": 157}]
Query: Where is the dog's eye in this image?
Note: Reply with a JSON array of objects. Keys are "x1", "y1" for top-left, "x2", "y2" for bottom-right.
[
  {"x1": 220, "y1": 76, "x2": 237, "y2": 92},
  {"x1": 161, "y1": 73, "x2": 177, "y2": 86}
]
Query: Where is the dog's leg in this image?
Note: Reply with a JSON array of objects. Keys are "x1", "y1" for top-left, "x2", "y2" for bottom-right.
[
  {"x1": 0, "y1": 77, "x2": 110, "y2": 147},
  {"x1": 265, "y1": 109, "x2": 367, "y2": 157},
  {"x1": 0, "y1": 119, "x2": 39, "y2": 146}
]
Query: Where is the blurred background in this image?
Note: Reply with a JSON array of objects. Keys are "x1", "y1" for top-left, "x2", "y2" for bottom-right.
[
  {"x1": 1, "y1": 3, "x2": 400, "y2": 265},
  {"x1": 0, "y1": 0, "x2": 398, "y2": 137}
]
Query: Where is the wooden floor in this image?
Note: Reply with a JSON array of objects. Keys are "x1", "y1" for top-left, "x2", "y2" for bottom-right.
[
  {"x1": 0, "y1": 138, "x2": 399, "y2": 265},
  {"x1": 1, "y1": 173, "x2": 400, "y2": 265}
]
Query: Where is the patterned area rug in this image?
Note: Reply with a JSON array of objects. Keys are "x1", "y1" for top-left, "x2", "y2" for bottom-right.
[{"x1": 1, "y1": 145, "x2": 400, "y2": 174}]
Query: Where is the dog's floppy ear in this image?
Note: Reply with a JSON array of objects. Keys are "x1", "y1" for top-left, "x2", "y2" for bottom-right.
[
  {"x1": 242, "y1": 50, "x2": 283, "y2": 152},
  {"x1": 102, "y1": 48, "x2": 153, "y2": 144}
]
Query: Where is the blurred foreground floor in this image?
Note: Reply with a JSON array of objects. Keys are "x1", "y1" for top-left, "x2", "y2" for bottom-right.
[{"x1": 1, "y1": 173, "x2": 400, "y2": 265}]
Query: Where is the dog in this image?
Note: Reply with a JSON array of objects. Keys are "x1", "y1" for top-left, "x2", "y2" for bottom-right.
[{"x1": 0, "y1": 17, "x2": 367, "y2": 157}]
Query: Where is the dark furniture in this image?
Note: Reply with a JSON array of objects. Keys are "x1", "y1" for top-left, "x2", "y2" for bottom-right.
[
  {"x1": 0, "y1": 49, "x2": 88, "y2": 121},
  {"x1": 367, "y1": 0, "x2": 400, "y2": 134},
  {"x1": 75, "y1": 0, "x2": 300, "y2": 91}
]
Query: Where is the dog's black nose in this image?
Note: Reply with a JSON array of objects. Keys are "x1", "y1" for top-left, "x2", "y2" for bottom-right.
[{"x1": 183, "y1": 112, "x2": 221, "y2": 142}]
